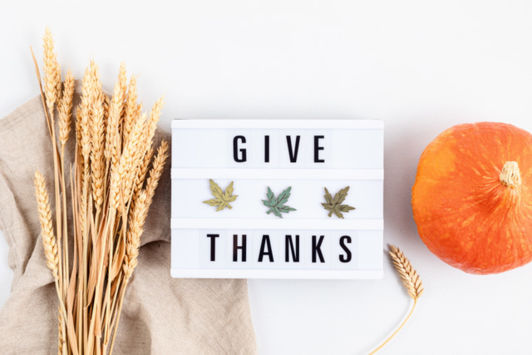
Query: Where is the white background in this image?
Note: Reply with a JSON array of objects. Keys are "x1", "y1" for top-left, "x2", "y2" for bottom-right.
[{"x1": 2, "y1": 1, "x2": 532, "y2": 354}]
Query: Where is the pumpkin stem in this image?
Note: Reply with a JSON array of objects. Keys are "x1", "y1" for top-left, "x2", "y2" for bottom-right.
[{"x1": 499, "y1": 161, "x2": 521, "y2": 189}]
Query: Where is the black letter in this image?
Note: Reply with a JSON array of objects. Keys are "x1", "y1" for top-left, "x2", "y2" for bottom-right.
[
  {"x1": 233, "y1": 234, "x2": 247, "y2": 262},
  {"x1": 285, "y1": 235, "x2": 300, "y2": 262},
  {"x1": 312, "y1": 235, "x2": 325, "y2": 263},
  {"x1": 339, "y1": 235, "x2": 352, "y2": 263},
  {"x1": 206, "y1": 234, "x2": 219, "y2": 261},
  {"x1": 233, "y1": 136, "x2": 247, "y2": 162},
  {"x1": 314, "y1": 135, "x2": 325, "y2": 163},
  {"x1": 258, "y1": 235, "x2": 274, "y2": 262},
  {"x1": 264, "y1": 135, "x2": 270, "y2": 163},
  {"x1": 286, "y1": 135, "x2": 301, "y2": 162}
]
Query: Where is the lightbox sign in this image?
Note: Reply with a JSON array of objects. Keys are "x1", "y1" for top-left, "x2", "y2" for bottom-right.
[{"x1": 171, "y1": 119, "x2": 383, "y2": 279}]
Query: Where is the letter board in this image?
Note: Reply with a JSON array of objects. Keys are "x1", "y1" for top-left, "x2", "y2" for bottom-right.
[{"x1": 171, "y1": 119, "x2": 383, "y2": 279}]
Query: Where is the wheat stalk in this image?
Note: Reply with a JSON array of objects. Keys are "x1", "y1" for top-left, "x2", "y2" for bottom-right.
[
  {"x1": 144, "y1": 98, "x2": 163, "y2": 152},
  {"x1": 58, "y1": 71, "x2": 74, "y2": 146},
  {"x1": 123, "y1": 191, "x2": 147, "y2": 279},
  {"x1": 369, "y1": 245, "x2": 423, "y2": 354},
  {"x1": 88, "y1": 65, "x2": 106, "y2": 211},
  {"x1": 43, "y1": 28, "x2": 61, "y2": 115},
  {"x1": 34, "y1": 171, "x2": 59, "y2": 280},
  {"x1": 388, "y1": 245, "x2": 424, "y2": 300},
  {"x1": 122, "y1": 76, "x2": 138, "y2": 144},
  {"x1": 145, "y1": 140, "x2": 169, "y2": 206},
  {"x1": 104, "y1": 64, "x2": 126, "y2": 163}
]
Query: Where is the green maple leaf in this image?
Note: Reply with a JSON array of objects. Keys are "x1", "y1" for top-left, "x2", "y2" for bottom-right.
[
  {"x1": 262, "y1": 186, "x2": 296, "y2": 218},
  {"x1": 203, "y1": 179, "x2": 238, "y2": 211},
  {"x1": 321, "y1": 186, "x2": 355, "y2": 218}
]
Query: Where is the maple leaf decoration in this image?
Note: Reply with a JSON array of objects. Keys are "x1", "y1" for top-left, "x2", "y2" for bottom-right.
[
  {"x1": 203, "y1": 179, "x2": 238, "y2": 211},
  {"x1": 262, "y1": 186, "x2": 296, "y2": 218},
  {"x1": 322, "y1": 186, "x2": 355, "y2": 218}
]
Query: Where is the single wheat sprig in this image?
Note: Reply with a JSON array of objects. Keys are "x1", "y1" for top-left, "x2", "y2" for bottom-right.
[
  {"x1": 122, "y1": 76, "x2": 138, "y2": 144},
  {"x1": 105, "y1": 64, "x2": 127, "y2": 163},
  {"x1": 34, "y1": 171, "x2": 59, "y2": 280},
  {"x1": 89, "y1": 65, "x2": 106, "y2": 210},
  {"x1": 144, "y1": 140, "x2": 168, "y2": 207},
  {"x1": 43, "y1": 28, "x2": 61, "y2": 114},
  {"x1": 388, "y1": 245, "x2": 424, "y2": 300},
  {"x1": 369, "y1": 245, "x2": 423, "y2": 354},
  {"x1": 123, "y1": 191, "x2": 148, "y2": 279},
  {"x1": 78, "y1": 65, "x2": 93, "y2": 165},
  {"x1": 133, "y1": 146, "x2": 154, "y2": 200},
  {"x1": 144, "y1": 98, "x2": 164, "y2": 153},
  {"x1": 58, "y1": 71, "x2": 74, "y2": 146},
  {"x1": 121, "y1": 114, "x2": 146, "y2": 202}
]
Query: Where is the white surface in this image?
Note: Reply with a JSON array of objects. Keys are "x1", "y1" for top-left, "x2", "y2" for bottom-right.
[{"x1": 2, "y1": 1, "x2": 532, "y2": 354}]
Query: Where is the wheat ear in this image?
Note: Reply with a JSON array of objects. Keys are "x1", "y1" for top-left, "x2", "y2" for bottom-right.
[
  {"x1": 123, "y1": 191, "x2": 148, "y2": 279},
  {"x1": 43, "y1": 28, "x2": 61, "y2": 115},
  {"x1": 369, "y1": 245, "x2": 423, "y2": 354},
  {"x1": 34, "y1": 171, "x2": 59, "y2": 280},
  {"x1": 144, "y1": 140, "x2": 169, "y2": 207},
  {"x1": 88, "y1": 64, "x2": 106, "y2": 210},
  {"x1": 58, "y1": 71, "x2": 74, "y2": 146},
  {"x1": 388, "y1": 245, "x2": 423, "y2": 300},
  {"x1": 122, "y1": 76, "x2": 138, "y2": 144},
  {"x1": 58, "y1": 306, "x2": 66, "y2": 355},
  {"x1": 105, "y1": 64, "x2": 127, "y2": 163}
]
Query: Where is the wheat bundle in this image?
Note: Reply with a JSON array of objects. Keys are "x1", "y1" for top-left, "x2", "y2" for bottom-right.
[{"x1": 32, "y1": 29, "x2": 168, "y2": 355}]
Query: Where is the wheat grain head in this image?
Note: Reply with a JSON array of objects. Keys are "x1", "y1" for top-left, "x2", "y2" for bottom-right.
[
  {"x1": 34, "y1": 171, "x2": 59, "y2": 280},
  {"x1": 105, "y1": 64, "x2": 127, "y2": 163},
  {"x1": 144, "y1": 140, "x2": 169, "y2": 207},
  {"x1": 123, "y1": 76, "x2": 138, "y2": 144},
  {"x1": 88, "y1": 64, "x2": 106, "y2": 210},
  {"x1": 58, "y1": 71, "x2": 74, "y2": 146},
  {"x1": 123, "y1": 191, "x2": 148, "y2": 279},
  {"x1": 43, "y1": 28, "x2": 61, "y2": 114},
  {"x1": 388, "y1": 244, "x2": 423, "y2": 300}
]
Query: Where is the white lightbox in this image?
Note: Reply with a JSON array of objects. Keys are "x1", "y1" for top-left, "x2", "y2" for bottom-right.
[{"x1": 171, "y1": 119, "x2": 383, "y2": 279}]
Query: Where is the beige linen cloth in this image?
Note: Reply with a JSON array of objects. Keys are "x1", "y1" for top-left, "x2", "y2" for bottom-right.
[{"x1": 0, "y1": 96, "x2": 256, "y2": 354}]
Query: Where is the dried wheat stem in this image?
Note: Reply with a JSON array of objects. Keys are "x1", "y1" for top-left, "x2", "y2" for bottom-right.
[
  {"x1": 143, "y1": 98, "x2": 164, "y2": 152},
  {"x1": 369, "y1": 245, "x2": 423, "y2": 355},
  {"x1": 388, "y1": 245, "x2": 424, "y2": 300},
  {"x1": 58, "y1": 71, "x2": 74, "y2": 146},
  {"x1": 43, "y1": 28, "x2": 61, "y2": 116},
  {"x1": 144, "y1": 140, "x2": 169, "y2": 207},
  {"x1": 122, "y1": 76, "x2": 138, "y2": 144},
  {"x1": 108, "y1": 192, "x2": 147, "y2": 354},
  {"x1": 123, "y1": 191, "x2": 147, "y2": 279},
  {"x1": 34, "y1": 171, "x2": 59, "y2": 280},
  {"x1": 133, "y1": 146, "x2": 154, "y2": 200},
  {"x1": 89, "y1": 66, "x2": 106, "y2": 211},
  {"x1": 104, "y1": 64, "x2": 126, "y2": 164},
  {"x1": 116, "y1": 114, "x2": 146, "y2": 209},
  {"x1": 58, "y1": 70, "x2": 74, "y2": 297},
  {"x1": 42, "y1": 30, "x2": 66, "y2": 302},
  {"x1": 35, "y1": 171, "x2": 74, "y2": 353}
]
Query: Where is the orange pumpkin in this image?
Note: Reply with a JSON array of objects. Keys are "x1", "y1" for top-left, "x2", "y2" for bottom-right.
[{"x1": 412, "y1": 122, "x2": 532, "y2": 274}]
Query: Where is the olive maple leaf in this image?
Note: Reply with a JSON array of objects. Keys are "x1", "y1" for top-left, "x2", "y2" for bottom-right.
[
  {"x1": 322, "y1": 186, "x2": 355, "y2": 218},
  {"x1": 262, "y1": 186, "x2": 296, "y2": 218},
  {"x1": 203, "y1": 179, "x2": 238, "y2": 211}
]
